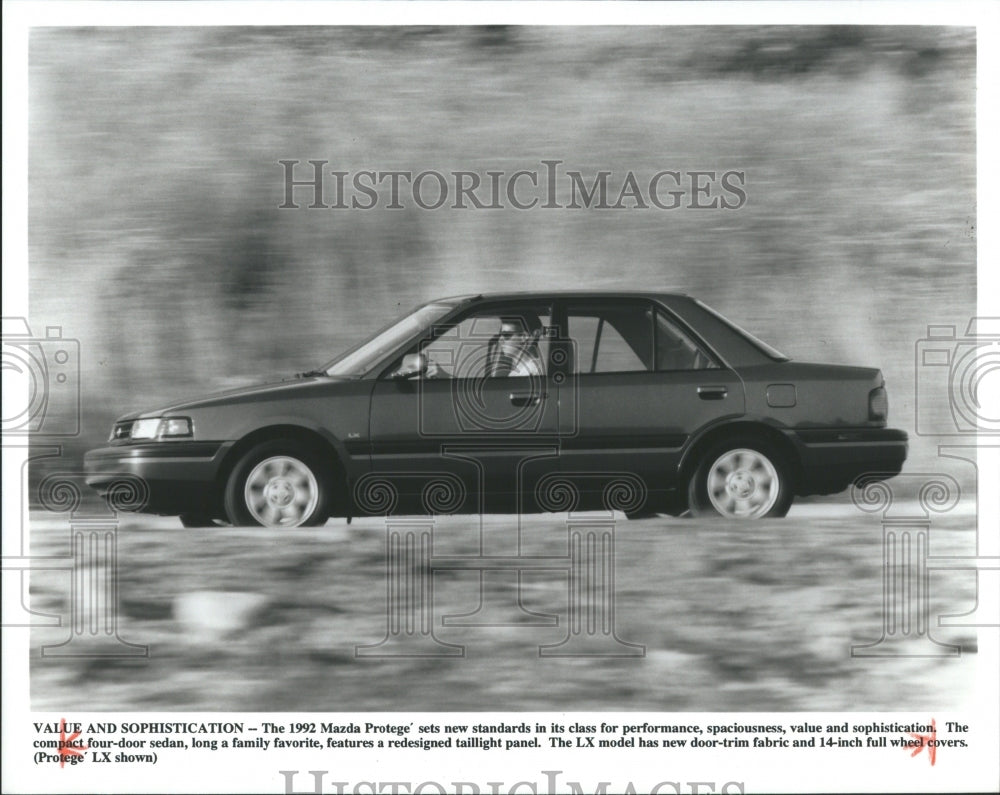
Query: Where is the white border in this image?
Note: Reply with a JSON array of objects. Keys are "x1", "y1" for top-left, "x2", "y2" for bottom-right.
[{"x1": 3, "y1": 2, "x2": 998, "y2": 793}]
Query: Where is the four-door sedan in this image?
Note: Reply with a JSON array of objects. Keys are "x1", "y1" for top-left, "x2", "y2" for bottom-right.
[{"x1": 85, "y1": 292, "x2": 908, "y2": 526}]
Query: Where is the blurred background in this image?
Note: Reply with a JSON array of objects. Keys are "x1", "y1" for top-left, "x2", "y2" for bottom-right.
[{"x1": 28, "y1": 25, "x2": 976, "y2": 474}]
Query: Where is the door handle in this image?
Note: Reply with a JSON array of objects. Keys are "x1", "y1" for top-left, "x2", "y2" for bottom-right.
[
  {"x1": 697, "y1": 385, "x2": 728, "y2": 400},
  {"x1": 509, "y1": 392, "x2": 546, "y2": 407}
]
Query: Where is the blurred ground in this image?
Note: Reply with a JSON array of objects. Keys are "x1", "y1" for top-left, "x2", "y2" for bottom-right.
[{"x1": 29, "y1": 508, "x2": 979, "y2": 712}]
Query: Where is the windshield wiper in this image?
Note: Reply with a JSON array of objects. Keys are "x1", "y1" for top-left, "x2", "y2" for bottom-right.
[{"x1": 296, "y1": 369, "x2": 329, "y2": 378}]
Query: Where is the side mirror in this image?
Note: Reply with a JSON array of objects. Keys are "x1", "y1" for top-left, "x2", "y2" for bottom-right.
[{"x1": 394, "y1": 352, "x2": 427, "y2": 379}]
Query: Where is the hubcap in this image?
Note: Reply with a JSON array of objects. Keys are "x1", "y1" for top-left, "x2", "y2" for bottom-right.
[
  {"x1": 244, "y1": 456, "x2": 318, "y2": 527},
  {"x1": 706, "y1": 448, "x2": 779, "y2": 519}
]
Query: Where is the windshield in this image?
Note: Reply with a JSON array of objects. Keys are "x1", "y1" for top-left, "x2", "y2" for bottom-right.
[
  {"x1": 695, "y1": 300, "x2": 789, "y2": 361},
  {"x1": 322, "y1": 302, "x2": 455, "y2": 377}
]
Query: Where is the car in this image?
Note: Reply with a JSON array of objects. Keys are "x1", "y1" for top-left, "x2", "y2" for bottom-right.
[{"x1": 84, "y1": 291, "x2": 908, "y2": 526}]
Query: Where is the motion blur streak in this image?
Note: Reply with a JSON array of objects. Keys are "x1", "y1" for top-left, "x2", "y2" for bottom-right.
[{"x1": 29, "y1": 27, "x2": 975, "y2": 477}]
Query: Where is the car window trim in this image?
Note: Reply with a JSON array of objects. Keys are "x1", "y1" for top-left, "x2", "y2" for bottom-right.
[
  {"x1": 374, "y1": 298, "x2": 556, "y2": 380},
  {"x1": 590, "y1": 317, "x2": 604, "y2": 374}
]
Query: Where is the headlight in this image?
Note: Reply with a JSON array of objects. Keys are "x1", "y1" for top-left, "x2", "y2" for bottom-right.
[
  {"x1": 159, "y1": 417, "x2": 193, "y2": 437},
  {"x1": 129, "y1": 419, "x2": 162, "y2": 440},
  {"x1": 115, "y1": 417, "x2": 193, "y2": 440}
]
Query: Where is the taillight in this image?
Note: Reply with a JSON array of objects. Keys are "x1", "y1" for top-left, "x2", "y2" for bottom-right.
[{"x1": 869, "y1": 387, "x2": 888, "y2": 422}]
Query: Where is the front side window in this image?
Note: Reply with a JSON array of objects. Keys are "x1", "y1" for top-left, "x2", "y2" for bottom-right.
[
  {"x1": 418, "y1": 305, "x2": 552, "y2": 379},
  {"x1": 324, "y1": 302, "x2": 455, "y2": 377}
]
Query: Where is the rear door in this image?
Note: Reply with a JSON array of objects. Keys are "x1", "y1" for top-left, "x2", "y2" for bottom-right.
[{"x1": 556, "y1": 298, "x2": 745, "y2": 501}]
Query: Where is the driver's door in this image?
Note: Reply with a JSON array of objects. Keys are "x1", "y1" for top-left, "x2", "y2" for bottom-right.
[{"x1": 368, "y1": 302, "x2": 559, "y2": 514}]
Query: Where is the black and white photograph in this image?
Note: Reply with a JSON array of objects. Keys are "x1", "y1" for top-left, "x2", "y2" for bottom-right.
[{"x1": 3, "y1": 2, "x2": 998, "y2": 793}]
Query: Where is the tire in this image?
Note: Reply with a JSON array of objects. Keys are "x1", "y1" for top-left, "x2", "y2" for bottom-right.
[
  {"x1": 223, "y1": 440, "x2": 331, "y2": 528},
  {"x1": 687, "y1": 438, "x2": 793, "y2": 519}
]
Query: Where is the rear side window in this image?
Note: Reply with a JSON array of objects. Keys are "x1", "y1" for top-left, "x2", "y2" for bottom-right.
[
  {"x1": 566, "y1": 304, "x2": 654, "y2": 374},
  {"x1": 656, "y1": 310, "x2": 718, "y2": 371},
  {"x1": 566, "y1": 302, "x2": 718, "y2": 374}
]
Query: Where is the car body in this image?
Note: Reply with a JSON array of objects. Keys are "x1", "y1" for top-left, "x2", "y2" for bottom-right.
[{"x1": 84, "y1": 291, "x2": 907, "y2": 525}]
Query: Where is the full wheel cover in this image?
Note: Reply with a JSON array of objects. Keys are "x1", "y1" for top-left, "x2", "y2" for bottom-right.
[
  {"x1": 225, "y1": 442, "x2": 330, "y2": 527},
  {"x1": 689, "y1": 440, "x2": 792, "y2": 519}
]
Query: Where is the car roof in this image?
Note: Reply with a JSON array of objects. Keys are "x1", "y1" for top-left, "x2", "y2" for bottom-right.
[
  {"x1": 437, "y1": 290, "x2": 691, "y2": 304},
  {"x1": 431, "y1": 291, "x2": 786, "y2": 367}
]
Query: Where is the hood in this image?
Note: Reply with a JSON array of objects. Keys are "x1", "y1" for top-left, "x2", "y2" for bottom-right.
[{"x1": 117, "y1": 375, "x2": 357, "y2": 421}]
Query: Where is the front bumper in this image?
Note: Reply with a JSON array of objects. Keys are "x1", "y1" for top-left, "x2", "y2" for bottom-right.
[
  {"x1": 783, "y1": 427, "x2": 908, "y2": 496},
  {"x1": 84, "y1": 441, "x2": 232, "y2": 515}
]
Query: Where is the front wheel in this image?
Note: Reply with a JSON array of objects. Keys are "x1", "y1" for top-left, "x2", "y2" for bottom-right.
[
  {"x1": 224, "y1": 441, "x2": 331, "y2": 527},
  {"x1": 687, "y1": 440, "x2": 793, "y2": 519}
]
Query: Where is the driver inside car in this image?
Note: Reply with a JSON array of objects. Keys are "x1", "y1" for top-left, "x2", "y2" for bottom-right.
[{"x1": 489, "y1": 317, "x2": 544, "y2": 377}]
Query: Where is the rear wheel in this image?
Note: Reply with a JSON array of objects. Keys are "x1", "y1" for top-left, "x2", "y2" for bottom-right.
[
  {"x1": 224, "y1": 441, "x2": 331, "y2": 527},
  {"x1": 688, "y1": 439, "x2": 792, "y2": 519}
]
